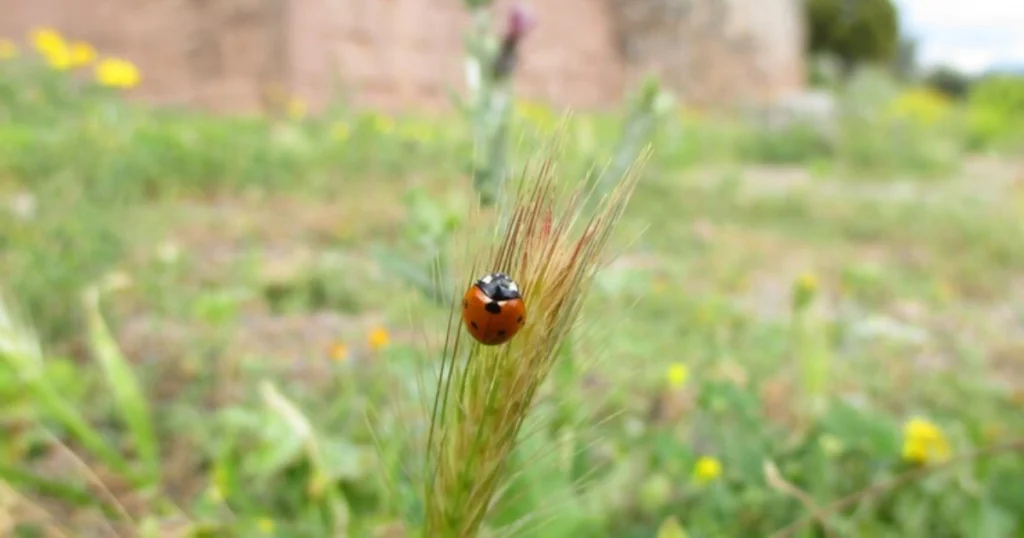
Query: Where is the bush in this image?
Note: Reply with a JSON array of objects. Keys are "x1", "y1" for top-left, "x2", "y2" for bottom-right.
[
  {"x1": 807, "y1": 0, "x2": 900, "y2": 71},
  {"x1": 965, "y1": 74, "x2": 1024, "y2": 150},
  {"x1": 923, "y1": 66, "x2": 975, "y2": 100}
]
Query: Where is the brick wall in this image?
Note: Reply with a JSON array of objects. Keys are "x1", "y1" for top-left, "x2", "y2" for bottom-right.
[{"x1": 0, "y1": 0, "x2": 805, "y2": 113}]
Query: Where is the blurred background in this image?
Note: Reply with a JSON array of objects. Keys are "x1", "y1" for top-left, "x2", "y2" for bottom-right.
[{"x1": 1, "y1": 0, "x2": 1023, "y2": 536}]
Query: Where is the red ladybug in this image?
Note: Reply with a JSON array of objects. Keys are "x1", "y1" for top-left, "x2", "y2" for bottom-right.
[{"x1": 461, "y1": 272, "x2": 526, "y2": 346}]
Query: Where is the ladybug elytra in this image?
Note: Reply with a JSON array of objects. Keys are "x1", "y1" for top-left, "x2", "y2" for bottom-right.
[{"x1": 461, "y1": 272, "x2": 526, "y2": 346}]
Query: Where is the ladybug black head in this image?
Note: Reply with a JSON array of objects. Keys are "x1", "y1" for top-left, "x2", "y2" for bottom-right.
[{"x1": 475, "y1": 272, "x2": 521, "y2": 301}]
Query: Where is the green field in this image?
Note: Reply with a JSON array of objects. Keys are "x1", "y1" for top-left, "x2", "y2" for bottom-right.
[{"x1": 2, "y1": 30, "x2": 1024, "y2": 538}]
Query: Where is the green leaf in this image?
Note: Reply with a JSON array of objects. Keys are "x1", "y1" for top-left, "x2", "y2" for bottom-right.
[
  {"x1": 0, "y1": 462, "x2": 120, "y2": 518},
  {"x1": 83, "y1": 286, "x2": 160, "y2": 484}
]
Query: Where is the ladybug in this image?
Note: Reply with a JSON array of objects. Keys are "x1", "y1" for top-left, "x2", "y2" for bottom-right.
[{"x1": 461, "y1": 272, "x2": 526, "y2": 346}]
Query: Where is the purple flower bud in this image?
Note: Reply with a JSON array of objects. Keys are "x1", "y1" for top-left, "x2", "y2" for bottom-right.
[
  {"x1": 493, "y1": 3, "x2": 536, "y2": 80},
  {"x1": 505, "y1": 3, "x2": 536, "y2": 43}
]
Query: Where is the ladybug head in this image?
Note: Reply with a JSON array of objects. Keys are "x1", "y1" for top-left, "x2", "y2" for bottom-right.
[{"x1": 475, "y1": 272, "x2": 521, "y2": 301}]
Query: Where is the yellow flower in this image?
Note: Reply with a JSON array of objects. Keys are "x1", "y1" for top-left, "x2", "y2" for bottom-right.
[
  {"x1": 399, "y1": 122, "x2": 433, "y2": 143},
  {"x1": 666, "y1": 363, "x2": 689, "y2": 389},
  {"x1": 287, "y1": 97, "x2": 307, "y2": 120},
  {"x1": 373, "y1": 114, "x2": 395, "y2": 134},
  {"x1": 95, "y1": 57, "x2": 141, "y2": 88},
  {"x1": 692, "y1": 456, "x2": 722, "y2": 485},
  {"x1": 368, "y1": 327, "x2": 390, "y2": 351},
  {"x1": 329, "y1": 342, "x2": 349, "y2": 362},
  {"x1": 44, "y1": 42, "x2": 72, "y2": 70},
  {"x1": 331, "y1": 122, "x2": 350, "y2": 141},
  {"x1": 0, "y1": 39, "x2": 17, "y2": 60},
  {"x1": 69, "y1": 41, "x2": 96, "y2": 67},
  {"x1": 516, "y1": 100, "x2": 555, "y2": 130},
  {"x1": 887, "y1": 87, "x2": 952, "y2": 127},
  {"x1": 205, "y1": 484, "x2": 224, "y2": 502},
  {"x1": 257, "y1": 517, "x2": 275, "y2": 533},
  {"x1": 901, "y1": 417, "x2": 951, "y2": 464},
  {"x1": 792, "y1": 271, "x2": 818, "y2": 310},
  {"x1": 30, "y1": 27, "x2": 64, "y2": 55}
]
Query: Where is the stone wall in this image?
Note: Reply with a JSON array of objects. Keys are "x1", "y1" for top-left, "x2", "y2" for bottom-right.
[
  {"x1": 608, "y1": 0, "x2": 806, "y2": 107},
  {"x1": 0, "y1": 0, "x2": 805, "y2": 113}
]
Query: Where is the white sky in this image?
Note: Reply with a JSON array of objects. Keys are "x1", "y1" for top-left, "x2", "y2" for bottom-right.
[{"x1": 896, "y1": 0, "x2": 1024, "y2": 74}]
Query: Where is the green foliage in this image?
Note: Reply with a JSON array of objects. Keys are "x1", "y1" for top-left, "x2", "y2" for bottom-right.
[
  {"x1": 965, "y1": 74, "x2": 1024, "y2": 150},
  {"x1": 923, "y1": 65, "x2": 975, "y2": 100},
  {"x1": 807, "y1": 0, "x2": 900, "y2": 70}
]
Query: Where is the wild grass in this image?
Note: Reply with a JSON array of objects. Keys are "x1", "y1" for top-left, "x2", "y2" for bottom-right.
[
  {"x1": 2, "y1": 25, "x2": 1024, "y2": 538},
  {"x1": 422, "y1": 143, "x2": 646, "y2": 537}
]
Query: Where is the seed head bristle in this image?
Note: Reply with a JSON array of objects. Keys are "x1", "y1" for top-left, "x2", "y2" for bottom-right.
[{"x1": 423, "y1": 132, "x2": 649, "y2": 537}]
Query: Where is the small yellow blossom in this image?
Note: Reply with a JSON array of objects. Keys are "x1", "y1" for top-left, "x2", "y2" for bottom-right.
[
  {"x1": 329, "y1": 342, "x2": 349, "y2": 362},
  {"x1": 666, "y1": 363, "x2": 689, "y2": 389},
  {"x1": 792, "y1": 271, "x2": 819, "y2": 310},
  {"x1": 0, "y1": 39, "x2": 17, "y2": 60},
  {"x1": 516, "y1": 100, "x2": 555, "y2": 131},
  {"x1": 95, "y1": 57, "x2": 141, "y2": 88},
  {"x1": 287, "y1": 98, "x2": 307, "y2": 120},
  {"x1": 44, "y1": 43, "x2": 72, "y2": 70},
  {"x1": 257, "y1": 517, "x2": 275, "y2": 533},
  {"x1": 30, "y1": 27, "x2": 64, "y2": 55},
  {"x1": 205, "y1": 484, "x2": 224, "y2": 502},
  {"x1": 901, "y1": 417, "x2": 952, "y2": 464},
  {"x1": 368, "y1": 327, "x2": 390, "y2": 351},
  {"x1": 399, "y1": 122, "x2": 433, "y2": 143},
  {"x1": 887, "y1": 87, "x2": 952, "y2": 127},
  {"x1": 331, "y1": 122, "x2": 350, "y2": 141},
  {"x1": 373, "y1": 114, "x2": 395, "y2": 134},
  {"x1": 692, "y1": 456, "x2": 723, "y2": 485},
  {"x1": 69, "y1": 41, "x2": 96, "y2": 67}
]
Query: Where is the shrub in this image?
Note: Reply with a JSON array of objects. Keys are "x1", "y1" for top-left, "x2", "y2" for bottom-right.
[
  {"x1": 923, "y1": 66, "x2": 975, "y2": 100},
  {"x1": 807, "y1": 0, "x2": 900, "y2": 71},
  {"x1": 965, "y1": 74, "x2": 1024, "y2": 150}
]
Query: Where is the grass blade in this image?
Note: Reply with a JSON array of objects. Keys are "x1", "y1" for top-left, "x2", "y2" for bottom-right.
[{"x1": 82, "y1": 286, "x2": 161, "y2": 485}]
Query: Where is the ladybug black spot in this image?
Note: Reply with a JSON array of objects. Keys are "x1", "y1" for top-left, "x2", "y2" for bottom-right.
[
  {"x1": 516, "y1": 315, "x2": 523, "y2": 324},
  {"x1": 462, "y1": 300, "x2": 468, "y2": 309},
  {"x1": 497, "y1": 330, "x2": 506, "y2": 337},
  {"x1": 485, "y1": 302, "x2": 502, "y2": 314},
  {"x1": 470, "y1": 321, "x2": 479, "y2": 330}
]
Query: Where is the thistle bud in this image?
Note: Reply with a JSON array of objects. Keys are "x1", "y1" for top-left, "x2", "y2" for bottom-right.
[{"x1": 492, "y1": 3, "x2": 536, "y2": 80}]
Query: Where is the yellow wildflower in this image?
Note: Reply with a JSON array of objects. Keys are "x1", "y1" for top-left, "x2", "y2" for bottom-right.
[
  {"x1": 399, "y1": 121, "x2": 433, "y2": 143},
  {"x1": 205, "y1": 484, "x2": 224, "y2": 502},
  {"x1": 44, "y1": 43, "x2": 72, "y2": 70},
  {"x1": 516, "y1": 100, "x2": 555, "y2": 130},
  {"x1": 887, "y1": 87, "x2": 952, "y2": 127},
  {"x1": 69, "y1": 41, "x2": 96, "y2": 67},
  {"x1": 368, "y1": 327, "x2": 390, "y2": 351},
  {"x1": 30, "y1": 27, "x2": 64, "y2": 55},
  {"x1": 373, "y1": 114, "x2": 395, "y2": 134},
  {"x1": 901, "y1": 417, "x2": 951, "y2": 464},
  {"x1": 329, "y1": 342, "x2": 349, "y2": 362},
  {"x1": 257, "y1": 517, "x2": 275, "y2": 533},
  {"x1": 0, "y1": 39, "x2": 17, "y2": 60},
  {"x1": 792, "y1": 271, "x2": 818, "y2": 310},
  {"x1": 666, "y1": 363, "x2": 689, "y2": 389},
  {"x1": 331, "y1": 122, "x2": 350, "y2": 141},
  {"x1": 95, "y1": 57, "x2": 141, "y2": 88},
  {"x1": 287, "y1": 98, "x2": 307, "y2": 120},
  {"x1": 692, "y1": 456, "x2": 723, "y2": 485}
]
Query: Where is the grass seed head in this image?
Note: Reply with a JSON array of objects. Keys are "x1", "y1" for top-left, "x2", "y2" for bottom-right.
[{"x1": 422, "y1": 133, "x2": 648, "y2": 537}]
